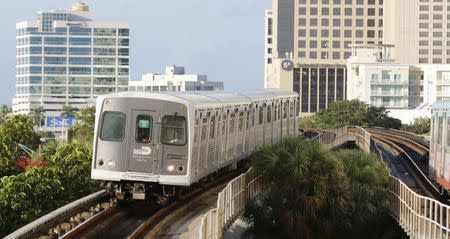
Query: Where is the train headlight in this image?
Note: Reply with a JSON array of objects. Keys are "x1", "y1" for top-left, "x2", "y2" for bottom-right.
[
  {"x1": 167, "y1": 164, "x2": 175, "y2": 172},
  {"x1": 107, "y1": 160, "x2": 116, "y2": 168}
]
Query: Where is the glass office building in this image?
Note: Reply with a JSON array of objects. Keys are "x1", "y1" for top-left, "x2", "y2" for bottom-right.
[{"x1": 13, "y1": 2, "x2": 129, "y2": 116}]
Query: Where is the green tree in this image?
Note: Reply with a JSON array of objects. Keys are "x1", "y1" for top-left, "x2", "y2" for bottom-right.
[
  {"x1": 0, "y1": 115, "x2": 37, "y2": 177},
  {"x1": 60, "y1": 104, "x2": 78, "y2": 118},
  {"x1": 0, "y1": 142, "x2": 98, "y2": 236},
  {"x1": 299, "y1": 100, "x2": 402, "y2": 129},
  {"x1": 68, "y1": 106, "x2": 95, "y2": 145},
  {"x1": 28, "y1": 106, "x2": 45, "y2": 127},
  {"x1": 401, "y1": 117, "x2": 430, "y2": 135},
  {"x1": 332, "y1": 150, "x2": 406, "y2": 239},
  {"x1": 243, "y1": 136, "x2": 351, "y2": 239},
  {"x1": 0, "y1": 105, "x2": 11, "y2": 124}
]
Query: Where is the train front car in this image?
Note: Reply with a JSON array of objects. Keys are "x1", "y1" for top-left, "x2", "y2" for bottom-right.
[
  {"x1": 430, "y1": 101, "x2": 450, "y2": 192},
  {"x1": 91, "y1": 92, "x2": 191, "y2": 201}
]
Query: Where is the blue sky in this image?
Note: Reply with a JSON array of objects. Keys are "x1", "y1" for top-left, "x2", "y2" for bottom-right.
[{"x1": 0, "y1": 0, "x2": 271, "y2": 105}]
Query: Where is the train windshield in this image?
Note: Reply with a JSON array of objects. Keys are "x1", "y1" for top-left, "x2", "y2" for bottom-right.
[
  {"x1": 161, "y1": 115, "x2": 187, "y2": 145},
  {"x1": 100, "y1": 112, "x2": 126, "y2": 141}
]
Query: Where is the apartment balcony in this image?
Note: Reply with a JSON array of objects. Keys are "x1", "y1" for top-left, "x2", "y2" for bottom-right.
[
  {"x1": 436, "y1": 80, "x2": 450, "y2": 85},
  {"x1": 371, "y1": 91, "x2": 408, "y2": 97},
  {"x1": 372, "y1": 102, "x2": 407, "y2": 108},
  {"x1": 409, "y1": 80, "x2": 424, "y2": 85},
  {"x1": 409, "y1": 91, "x2": 424, "y2": 97},
  {"x1": 436, "y1": 91, "x2": 450, "y2": 97},
  {"x1": 370, "y1": 80, "x2": 407, "y2": 85}
]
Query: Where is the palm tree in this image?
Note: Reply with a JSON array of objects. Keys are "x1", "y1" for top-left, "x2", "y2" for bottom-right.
[
  {"x1": 244, "y1": 136, "x2": 351, "y2": 239},
  {"x1": 29, "y1": 106, "x2": 45, "y2": 128},
  {"x1": 60, "y1": 105, "x2": 78, "y2": 118}
]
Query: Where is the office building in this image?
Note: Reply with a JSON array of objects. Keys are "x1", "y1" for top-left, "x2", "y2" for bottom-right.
[
  {"x1": 347, "y1": 44, "x2": 450, "y2": 123},
  {"x1": 129, "y1": 65, "x2": 224, "y2": 92},
  {"x1": 265, "y1": 0, "x2": 384, "y2": 114},
  {"x1": 13, "y1": 2, "x2": 129, "y2": 117},
  {"x1": 384, "y1": 0, "x2": 450, "y2": 64}
]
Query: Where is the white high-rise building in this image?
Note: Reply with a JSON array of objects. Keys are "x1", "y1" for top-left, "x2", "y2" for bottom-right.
[
  {"x1": 13, "y1": 2, "x2": 129, "y2": 116},
  {"x1": 129, "y1": 65, "x2": 224, "y2": 92}
]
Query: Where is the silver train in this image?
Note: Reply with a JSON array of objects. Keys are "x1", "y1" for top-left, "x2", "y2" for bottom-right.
[
  {"x1": 430, "y1": 101, "x2": 450, "y2": 191},
  {"x1": 91, "y1": 90, "x2": 299, "y2": 201}
]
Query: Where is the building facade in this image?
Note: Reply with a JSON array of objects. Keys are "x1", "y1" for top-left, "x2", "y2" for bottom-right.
[
  {"x1": 347, "y1": 45, "x2": 450, "y2": 123},
  {"x1": 13, "y1": 2, "x2": 129, "y2": 116},
  {"x1": 129, "y1": 65, "x2": 224, "y2": 92},
  {"x1": 265, "y1": 0, "x2": 384, "y2": 114},
  {"x1": 384, "y1": 0, "x2": 450, "y2": 64}
]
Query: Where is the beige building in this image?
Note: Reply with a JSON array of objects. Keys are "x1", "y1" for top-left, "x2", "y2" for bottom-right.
[
  {"x1": 384, "y1": 0, "x2": 450, "y2": 64},
  {"x1": 266, "y1": 0, "x2": 383, "y2": 114}
]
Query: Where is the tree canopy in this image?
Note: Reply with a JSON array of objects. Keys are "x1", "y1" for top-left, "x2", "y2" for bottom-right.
[
  {"x1": 243, "y1": 137, "x2": 406, "y2": 239},
  {"x1": 299, "y1": 100, "x2": 402, "y2": 129},
  {"x1": 0, "y1": 115, "x2": 37, "y2": 177},
  {"x1": 68, "y1": 106, "x2": 95, "y2": 145},
  {"x1": 401, "y1": 117, "x2": 430, "y2": 135}
]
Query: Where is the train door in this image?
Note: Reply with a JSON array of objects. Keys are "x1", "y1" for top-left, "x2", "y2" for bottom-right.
[{"x1": 127, "y1": 110, "x2": 161, "y2": 173}]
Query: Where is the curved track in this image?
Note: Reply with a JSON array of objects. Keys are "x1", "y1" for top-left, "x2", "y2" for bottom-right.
[{"x1": 366, "y1": 128, "x2": 445, "y2": 201}]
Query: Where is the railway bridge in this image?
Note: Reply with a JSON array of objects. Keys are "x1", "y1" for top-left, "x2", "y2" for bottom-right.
[{"x1": 6, "y1": 127, "x2": 450, "y2": 239}]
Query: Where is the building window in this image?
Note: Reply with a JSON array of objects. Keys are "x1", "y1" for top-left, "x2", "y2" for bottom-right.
[
  {"x1": 332, "y1": 52, "x2": 340, "y2": 59},
  {"x1": 310, "y1": 51, "x2": 317, "y2": 59}
]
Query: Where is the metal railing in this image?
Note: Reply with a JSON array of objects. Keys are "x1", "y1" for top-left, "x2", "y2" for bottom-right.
[
  {"x1": 325, "y1": 127, "x2": 450, "y2": 239},
  {"x1": 187, "y1": 169, "x2": 263, "y2": 239}
]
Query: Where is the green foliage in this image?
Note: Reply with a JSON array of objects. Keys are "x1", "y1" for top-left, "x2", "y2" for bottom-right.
[
  {"x1": 0, "y1": 104, "x2": 11, "y2": 124},
  {"x1": 0, "y1": 115, "x2": 37, "y2": 177},
  {"x1": 243, "y1": 138, "x2": 406, "y2": 239},
  {"x1": 0, "y1": 142, "x2": 98, "y2": 236},
  {"x1": 60, "y1": 104, "x2": 78, "y2": 118},
  {"x1": 244, "y1": 136, "x2": 351, "y2": 238},
  {"x1": 298, "y1": 100, "x2": 402, "y2": 129},
  {"x1": 28, "y1": 106, "x2": 45, "y2": 127},
  {"x1": 68, "y1": 106, "x2": 95, "y2": 146},
  {"x1": 401, "y1": 117, "x2": 430, "y2": 135}
]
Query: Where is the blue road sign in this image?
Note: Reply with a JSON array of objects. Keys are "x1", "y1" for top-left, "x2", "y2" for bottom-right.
[{"x1": 46, "y1": 117, "x2": 76, "y2": 128}]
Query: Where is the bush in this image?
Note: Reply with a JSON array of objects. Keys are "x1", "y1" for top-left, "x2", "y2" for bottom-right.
[
  {"x1": 0, "y1": 142, "x2": 98, "y2": 236},
  {"x1": 243, "y1": 136, "x2": 351, "y2": 239},
  {"x1": 0, "y1": 115, "x2": 37, "y2": 177},
  {"x1": 243, "y1": 138, "x2": 406, "y2": 239}
]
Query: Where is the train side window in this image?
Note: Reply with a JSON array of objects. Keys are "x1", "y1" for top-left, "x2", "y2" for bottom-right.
[
  {"x1": 289, "y1": 101, "x2": 295, "y2": 118},
  {"x1": 229, "y1": 113, "x2": 236, "y2": 134},
  {"x1": 259, "y1": 107, "x2": 264, "y2": 125},
  {"x1": 238, "y1": 112, "x2": 244, "y2": 132},
  {"x1": 246, "y1": 111, "x2": 250, "y2": 129},
  {"x1": 447, "y1": 118, "x2": 450, "y2": 147},
  {"x1": 222, "y1": 114, "x2": 227, "y2": 136},
  {"x1": 100, "y1": 112, "x2": 126, "y2": 142},
  {"x1": 161, "y1": 115, "x2": 187, "y2": 146},
  {"x1": 431, "y1": 116, "x2": 435, "y2": 142},
  {"x1": 267, "y1": 107, "x2": 272, "y2": 123},
  {"x1": 194, "y1": 118, "x2": 199, "y2": 143},
  {"x1": 136, "y1": 115, "x2": 153, "y2": 143},
  {"x1": 283, "y1": 102, "x2": 288, "y2": 119},
  {"x1": 201, "y1": 117, "x2": 208, "y2": 142},
  {"x1": 438, "y1": 117, "x2": 443, "y2": 144},
  {"x1": 210, "y1": 116, "x2": 216, "y2": 139}
]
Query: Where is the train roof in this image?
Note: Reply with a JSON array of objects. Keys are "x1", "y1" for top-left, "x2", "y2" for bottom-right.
[
  {"x1": 97, "y1": 90, "x2": 298, "y2": 109},
  {"x1": 432, "y1": 101, "x2": 450, "y2": 110}
]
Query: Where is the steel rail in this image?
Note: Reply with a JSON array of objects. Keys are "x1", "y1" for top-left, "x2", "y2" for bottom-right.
[
  {"x1": 127, "y1": 170, "x2": 240, "y2": 239},
  {"x1": 370, "y1": 133, "x2": 444, "y2": 201}
]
